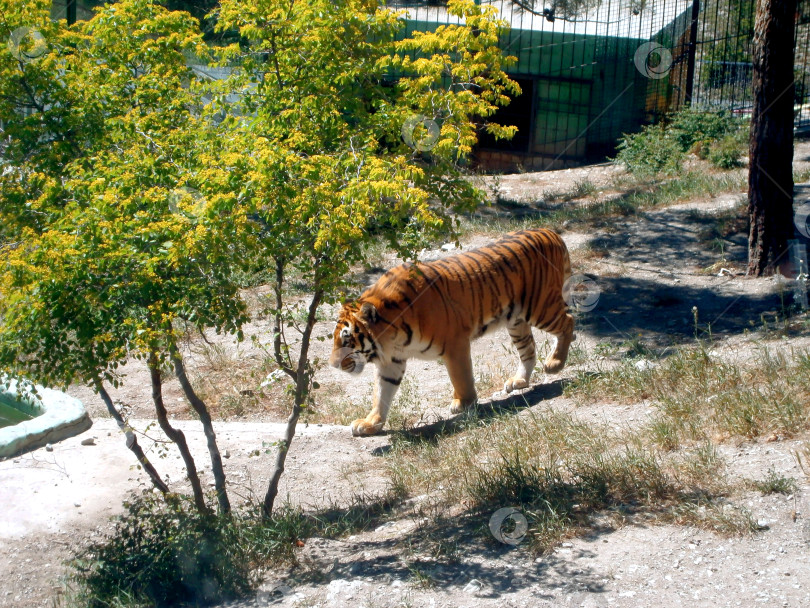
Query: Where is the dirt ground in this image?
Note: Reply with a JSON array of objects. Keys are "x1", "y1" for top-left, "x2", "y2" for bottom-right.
[{"x1": 3, "y1": 148, "x2": 810, "y2": 608}]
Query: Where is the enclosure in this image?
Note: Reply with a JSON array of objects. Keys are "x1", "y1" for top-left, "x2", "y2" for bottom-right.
[{"x1": 396, "y1": 0, "x2": 810, "y2": 170}]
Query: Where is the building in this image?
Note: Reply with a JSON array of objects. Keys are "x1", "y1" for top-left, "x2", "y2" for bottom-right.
[{"x1": 396, "y1": 0, "x2": 697, "y2": 171}]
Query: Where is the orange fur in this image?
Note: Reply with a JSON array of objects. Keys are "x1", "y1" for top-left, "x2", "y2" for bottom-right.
[{"x1": 329, "y1": 228, "x2": 575, "y2": 436}]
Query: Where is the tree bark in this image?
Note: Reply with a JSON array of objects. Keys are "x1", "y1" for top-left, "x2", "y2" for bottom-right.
[
  {"x1": 262, "y1": 288, "x2": 323, "y2": 518},
  {"x1": 747, "y1": 0, "x2": 797, "y2": 276},
  {"x1": 170, "y1": 347, "x2": 231, "y2": 515},
  {"x1": 93, "y1": 378, "x2": 169, "y2": 494},
  {"x1": 148, "y1": 353, "x2": 210, "y2": 515}
]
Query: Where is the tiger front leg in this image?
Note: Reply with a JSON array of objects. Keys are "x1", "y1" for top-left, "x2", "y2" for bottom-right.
[
  {"x1": 350, "y1": 360, "x2": 406, "y2": 436},
  {"x1": 445, "y1": 340, "x2": 477, "y2": 414}
]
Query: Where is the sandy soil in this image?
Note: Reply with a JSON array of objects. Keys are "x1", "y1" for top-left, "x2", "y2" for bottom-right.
[{"x1": 2, "y1": 148, "x2": 810, "y2": 608}]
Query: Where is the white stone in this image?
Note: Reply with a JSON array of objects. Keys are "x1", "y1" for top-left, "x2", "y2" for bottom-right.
[{"x1": 0, "y1": 378, "x2": 92, "y2": 458}]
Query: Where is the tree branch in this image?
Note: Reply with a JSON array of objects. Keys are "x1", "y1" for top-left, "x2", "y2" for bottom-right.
[
  {"x1": 272, "y1": 257, "x2": 296, "y2": 380},
  {"x1": 148, "y1": 352, "x2": 210, "y2": 515},
  {"x1": 262, "y1": 285, "x2": 323, "y2": 518},
  {"x1": 169, "y1": 341, "x2": 231, "y2": 515},
  {"x1": 93, "y1": 376, "x2": 169, "y2": 494}
]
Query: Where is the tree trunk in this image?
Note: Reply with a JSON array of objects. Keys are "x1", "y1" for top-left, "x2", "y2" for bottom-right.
[
  {"x1": 170, "y1": 347, "x2": 231, "y2": 515},
  {"x1": 747, "y1": 0, "x2": 797, "y2": 276},
  {"x1": 262, "y1": 288, "x2": 323, "y2": 518},
  {"x1": 93, "y1": 378, "x2": 169, "y2": 494},
  {"x1": 148, "y1": 354, "x2": 210, "y2": 515}
]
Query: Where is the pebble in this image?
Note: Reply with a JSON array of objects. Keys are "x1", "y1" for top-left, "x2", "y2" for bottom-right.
[
  {"x1": 80, "y1": 437, "x2": 95, "y2": 446},
  {"x1": 463, "y1": 579, "x2": 483, "y2": 594}
]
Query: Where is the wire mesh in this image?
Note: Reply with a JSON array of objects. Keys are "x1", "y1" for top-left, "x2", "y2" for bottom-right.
[{"x1": 390, "y1": 0, "x2": 810, "y2": 170}]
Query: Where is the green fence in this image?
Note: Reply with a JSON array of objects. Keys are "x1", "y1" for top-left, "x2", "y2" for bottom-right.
[{"x1": 396, "y1": 0, "x2": 809, "y2": 170}]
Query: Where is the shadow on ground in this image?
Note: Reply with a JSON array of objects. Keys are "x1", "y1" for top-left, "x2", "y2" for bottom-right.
[
  {"x1": 265, "y1": 512, "x2": 612, "y2": 605},
  {"x1": 580, "y1": 274, "x2": 787, "y2": 346}
]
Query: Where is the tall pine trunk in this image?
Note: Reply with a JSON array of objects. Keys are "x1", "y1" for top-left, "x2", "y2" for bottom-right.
[{"x1": 747, "y1": 0, "x2": 797, "y2": 276}]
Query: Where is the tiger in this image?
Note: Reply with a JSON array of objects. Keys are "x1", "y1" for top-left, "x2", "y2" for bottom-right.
[{"x1": 329, "y1": 228, "x2": 575, "y2": 436}]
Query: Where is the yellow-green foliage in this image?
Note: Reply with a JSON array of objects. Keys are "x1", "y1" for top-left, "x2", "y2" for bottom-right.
[{"x1": 0, "y1": 0, "x2": 517, "y2": 393}]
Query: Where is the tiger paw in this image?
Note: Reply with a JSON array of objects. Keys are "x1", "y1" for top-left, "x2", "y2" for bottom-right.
[
  {"x1": 450, "y1": 398, "x2": 476, "y2": 414},
  {"x1": 543, "y1": 358, "x2": 565, "y2": 374},
  {"x1": 504, "y1": 377, "x2": 529, "y2": 393},
  {"x1": 350, "y1": 417, "x2": 384, "y2": 436}
]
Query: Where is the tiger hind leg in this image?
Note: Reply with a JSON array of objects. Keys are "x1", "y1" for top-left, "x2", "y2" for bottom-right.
[
  {"x1": 504, "y1": 320, "x2": 536, "y2": 393},
  {"x1": 541, "y1": 311, "x2": 575, "y2": 374}
]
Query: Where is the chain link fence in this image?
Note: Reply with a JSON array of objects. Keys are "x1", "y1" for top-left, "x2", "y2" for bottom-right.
[{"x1": 394, "y1": 0, "x2": 809, "y2": 169}]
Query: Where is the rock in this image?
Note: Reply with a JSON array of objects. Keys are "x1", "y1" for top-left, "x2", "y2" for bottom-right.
[
  {"x1": 80, "y1": 437, "x2": 95, "y2": 446},
  {"x1": 326, "y1": 579, "x2": 366, "y2": 603},
  {"x1": 463, "y1": 579, "x2": 483, "y2": 594},
  {"x1": 44, "y1": 444, "x2": 53, "y2": 452},
  {"x1": 224, "y1": 449, "x2": 231, "y2": 459},
  {"x1": 634, "y1": 359, "x2": 655, "y2": 371}
]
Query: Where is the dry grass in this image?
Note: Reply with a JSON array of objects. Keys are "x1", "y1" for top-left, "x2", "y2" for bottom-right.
[
  {"x1": 566, "y1": 346, "x2": 810, "y2": 445},
  {"x1": 186, "y1": 339, "x2": 290, "y2": 420},
  {"x1": 384, "y1": 405, "x2": 750, "y2": 553}
]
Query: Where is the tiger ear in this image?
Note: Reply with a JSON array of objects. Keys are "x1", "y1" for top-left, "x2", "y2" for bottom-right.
[{"x1": 359, "y1": 302, "x2": 378, "y2": 325}]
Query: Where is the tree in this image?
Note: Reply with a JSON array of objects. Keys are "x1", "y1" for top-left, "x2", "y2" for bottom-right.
[
  {"x1": 211, "y1": 0, "x2": 518, "y2": 517},
  {"x1": 0, "y1": 0, "x2": 243, "y2": 514},
  {"x1": 747, "y1": 0, "x2": 798, "y2": 276},
  {"x1": 0, "y1": 0, "x2": 517, "y2": 520}
]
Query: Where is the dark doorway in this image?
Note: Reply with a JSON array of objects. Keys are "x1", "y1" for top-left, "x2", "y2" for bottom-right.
[{"x1": 477, "y1": 77, "x2": 534, "y2": 153}]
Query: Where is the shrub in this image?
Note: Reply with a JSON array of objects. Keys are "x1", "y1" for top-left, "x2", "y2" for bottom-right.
[
  {"x1": 614, "y1": 108, "x2": 748, "y2": 177},
  {"x1": 708, "y1": 133, "x2": 746, "y2": 169},
  {"x1": 669, "y1": 108, "x2": 742, "y2": 151},
  {"x1": 70, "y1": 495, "x2": 266, "y2": 607},
  {"x1": 613, "y1": 123, "x2": 685, "y2": 177}
]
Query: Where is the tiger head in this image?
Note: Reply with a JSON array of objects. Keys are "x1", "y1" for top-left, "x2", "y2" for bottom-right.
[{"x1": 330, "y1": 301, "x2": 380, "y2": 374}]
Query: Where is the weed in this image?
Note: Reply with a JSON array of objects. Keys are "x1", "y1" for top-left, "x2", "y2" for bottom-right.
[
  {"x1": 668, "y1": 500, "x2": 759, "y2": 536},
  {"x1": 708, "y1": 133, "x2": 745, "y2": 169},
  {"x1": 573, "y1": 178, "x2": 597, "y2": 198},
  {"x1": 458, "y1": 170, "x2": 748, "y2": 240},
  {"x1": 614, "y1": 108, "x2": 747, "y2": 177},
  {"x1": 406, "y1": 563, "x2": 436, "y2": 589},
  {"x1": 669, "y1": 108, "x2": 745, "y2": 153},
  {"x1": 187, "y1": 338, "x2": 285, "y2": 420},
  {"x1": 388, "y1": 376, "x2": 424, "y2": 432},
  {"x1": 309, "y1": 382, "x2": 369, "y2": 426},
  {"x1": 751, "y1": 468, "x2": 799, "y2": 495},
  {"x1": 310, "y1": 488, "x2": 405, "y2": 537},
  {"x1": 795, "y1": 442, "x2": 810, "y2": 480}
]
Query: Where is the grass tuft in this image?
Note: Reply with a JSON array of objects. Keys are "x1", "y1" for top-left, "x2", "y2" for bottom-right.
[{"x1": 750, "y1": 468, "x2": 799, "y2": 495}]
